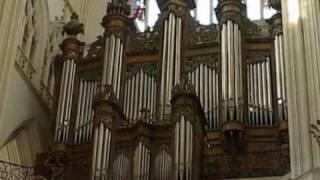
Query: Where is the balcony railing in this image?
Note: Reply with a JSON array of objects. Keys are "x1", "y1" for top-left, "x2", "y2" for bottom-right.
[{"x1": 0, "y1": 160, "x2": 46, "y2": 180}]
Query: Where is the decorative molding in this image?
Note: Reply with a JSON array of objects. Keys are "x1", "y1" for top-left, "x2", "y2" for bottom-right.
[
  {"x1": 310, "y1": 120, "x2": 320, "y2": 146},
  {"x1": 15, "y1": 47, "x2": 36, "y2": 81}
]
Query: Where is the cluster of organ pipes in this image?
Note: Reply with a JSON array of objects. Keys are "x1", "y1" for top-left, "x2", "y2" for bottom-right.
[
  {"x1": 91, "y1": 123, "x2": 112, "y2": 179},
  {"x1": 274, "y1": 34, "x2": 288, "y2": 121},
  {"x1": 74, "y1": 79, "x2": 99, "y2": 144},
  {"x1": 174, "y1": 115, "x2": 193, "y2": 179},
  {"x1": 160, "y1": 13, "x2": 182, "y2": 117},
  {"x1": 123, "y1": 68, "x2": 157, "y2": 124},
  {"x1": 55, "y1": 59, "x2": 77, "y2": 143},
  {"x1": 112, "y1": 153, "x2": 129, "y2": 180},
  {"x1": 102, "y1": 34, "x2": 124, "y2": 98},
  {"x1": 221, "y1": 20, "x2": 243, "y2": 123},
  {"x1": 188, "y1": 62, "x2": 219, "y2": 130},
  {"x1": 154, "y1": 149, "x2": 172, "y2": 180},
  {"x1": 247, "y1": 58, "x2": 273, "y2": 126},
  {"x1": 133, "y1": 142, "x2": 151, "y2": 180}
]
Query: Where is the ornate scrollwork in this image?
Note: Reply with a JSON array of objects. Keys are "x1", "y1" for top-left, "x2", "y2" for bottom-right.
[
  {"x1": 106, "y1": 1, "x2": 131, "y2": 17},
  {"x1": 172, "y1": 77, "x2": 197, "y2": 98},
  {"x1": 128, "y1": 30, "x2": 160, "y2": 52},
  {"x1": 94, "y1": 84, "x2": 120, "y2": 106},
  {"x1": 0, "y1": 160, "x2": 44, "y2": 180},
  {"x1": 190, "y1": 24, "x2": 220, "y2": 45},
  {"x1": 186, "y1": 55, "x2": 220, "y2": 72},
  {"x1": 310, "y1": 121, "x2": 320, "y2": 146},
  {"x1": 125, "y1": 63, "x2": 157, "y2": 79}
]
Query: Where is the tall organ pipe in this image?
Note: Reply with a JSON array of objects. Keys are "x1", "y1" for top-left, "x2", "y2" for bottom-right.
[
  {"x1": 55, "y1": 59, "x2": 77, "y2": 143},
  {"x1": 221, "y1": 20, "x2": 243, "y2": 123},
  {"x1": 159, "y1": 13, "x2": 182, "y2": 118}
]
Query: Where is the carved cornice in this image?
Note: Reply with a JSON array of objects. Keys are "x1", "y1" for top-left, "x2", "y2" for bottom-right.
[
  {"x1": 125, "y1": 63, "x2": 157, "y2": 79},
  {"x1": 189, "y1": 24, "x2": 220, "y2": 45},
  {"x1": 215, "y1": 0, "x2": 246, "y2": 25},
  {"x1": 171, "y1": 78, "x2": 197, "y2": 98},
  {"x1": 267, "y1": 12, "x2": 283, "y2": 36},
  {"x1": 128, "y1": 31, "x2": 160, "y2": 52}
]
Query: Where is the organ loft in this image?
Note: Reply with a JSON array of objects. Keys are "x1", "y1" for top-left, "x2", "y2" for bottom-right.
[{"x1": 35, "y1": 0, "x2": 290, "y2": 179}]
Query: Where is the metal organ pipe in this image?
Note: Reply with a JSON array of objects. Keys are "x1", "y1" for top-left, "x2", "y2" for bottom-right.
[
  {"x1": 247, "y1": 58, "x2": 273, "y2": 126},
  {"x1": 159, "y1": 13, "x2": 182, "y2": 118},
  {"x1": 221, "y1": 20, "x2": 243, "y2": 123},
  {"x1": 274, "y1": 34, "x2": 287, "y2": 121},
  {"x1": 174, "y1": 115, "x2": 193, "y2": 180},
  {"x1": 55, "y1": 59, "x2": 77, "y2": 143}
]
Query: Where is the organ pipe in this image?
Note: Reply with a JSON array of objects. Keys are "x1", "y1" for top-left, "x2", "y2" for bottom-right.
[
  {"x1": 123, "y1": 68, "x2": 157, "y2": 124},
  {"x1": 247, "y1": 59, "x2": 273, "y2": 126},
  {"x1": 159, "y1": 13, "x2": 182, "y2": 118},
  {"x1": 55, "y1": 59, "x2": 77, "y2": 143},
  {"x1": 174, "y1": 115, "x2": 193, "y2": 179},
  {"x1": 221, "y1": 20, "x2": 243, "y2": 123},
  {"x1": 188, "y1": 63, "x2": 219, "y2": 130},
  {"x1": 133, "y1": 142, "x2": 150, "y2": 180}
]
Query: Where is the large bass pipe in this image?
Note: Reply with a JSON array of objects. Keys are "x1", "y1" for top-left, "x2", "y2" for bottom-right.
[
  {"x1": 64, "y1": 61, "x2": 76, "y2": 142},
  {"x1": 102, "y1": 37, "x2": 110, "y2": 85},
  {"x1": 166, "y1": 14, "x2": 175, "y2": 107},
  {"x1": 74, "y1": 80, "x2": 84, "y2": 143},
  {"x1": 266, "y1": 58, "x2": 273, "y2": 124},
  {"x1": 160, "y1": 20, "x2": 168, "y2": 117},
  {"x1": 221, "y1": 24, "x2": 227, "y2": 122},
  {"x1": 79, "y1": 81, "x2": 89, "y2": 142},
  {"x1": 112, "y1": 38, "x2": 120, "y2": 95},
  {"x1": 174, "y1": 121, "x2": 179, "y2": 179}
]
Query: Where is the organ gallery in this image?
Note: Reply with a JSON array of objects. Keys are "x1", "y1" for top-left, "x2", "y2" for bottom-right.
[{"x1": 36, "y1": 0, "x2": 291, "y2": 179}]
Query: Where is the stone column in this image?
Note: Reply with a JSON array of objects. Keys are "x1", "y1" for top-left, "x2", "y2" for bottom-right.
[{"x1": 281, "y1": 0, "x2": 320, "y2": 179}]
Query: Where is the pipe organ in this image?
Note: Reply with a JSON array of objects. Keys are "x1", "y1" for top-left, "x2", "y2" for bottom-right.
[
  {"x1": 221, "y1": 20, "x2": 243, "y2": 123},
  {"x1": 133, "y1": 142, "x2": 151, "y2": 180},
  {"x1": 274, "y1": 34, "x2": 287, "y2": 121},
  {"x1": 55, "y1": 59, "x2": 77, "y2": 143},
  {"x1": 247, "y1": 58, "x2": 273, "y2": 126},
  {"x1": 153, "y1": 149, "x2": 172, "y2": 180},
  {"x1": 102, "y1": 34, "x2": 124, "y2": 98},
  {"x1": 74, "y1": 79, "x2": 99, "y2": 144},
  {"x1": 187, "y1": 61, "x2": 220, "y2": 130},
  {"x1": 123, "y1": 66, "x2": 157, "y2": 124},
  {"x1": 44, "y1": 0, "x2": 290, "y2": 179},
  {"x1": 174, "y1": 115, "x2": 193, "y2": 179},
  {"x1": 159, "y1": 13, "x2": 182, "y2": 117},
  {"x1": 112, "y1": 153, "x2": 129, "y2": 180}
]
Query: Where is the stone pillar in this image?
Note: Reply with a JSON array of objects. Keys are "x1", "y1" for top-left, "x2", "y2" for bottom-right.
[
  {"x1": 216, "y1": 0, "x2": 246, "y2": 154},
  {"x1": 281, "y1": 0, "x2": 320, "y2": 179},
  {"x1": 171, "y1": 78, "x2": 205, "y2": 180}
]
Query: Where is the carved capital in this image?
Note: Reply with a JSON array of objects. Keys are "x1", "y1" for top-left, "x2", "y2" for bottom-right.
[{"x1": 215, "y1": 0, "x2": 246, "y2": 25}]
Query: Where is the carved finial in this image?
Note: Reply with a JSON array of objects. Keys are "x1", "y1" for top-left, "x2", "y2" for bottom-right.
[{"x1": 63, "y1": 12, "x2": 84, "y2": 36}]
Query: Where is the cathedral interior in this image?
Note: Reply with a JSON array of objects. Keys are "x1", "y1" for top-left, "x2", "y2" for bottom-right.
[{"x1": 0, "y1": 0, "x2": 320, "y2": 179}]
